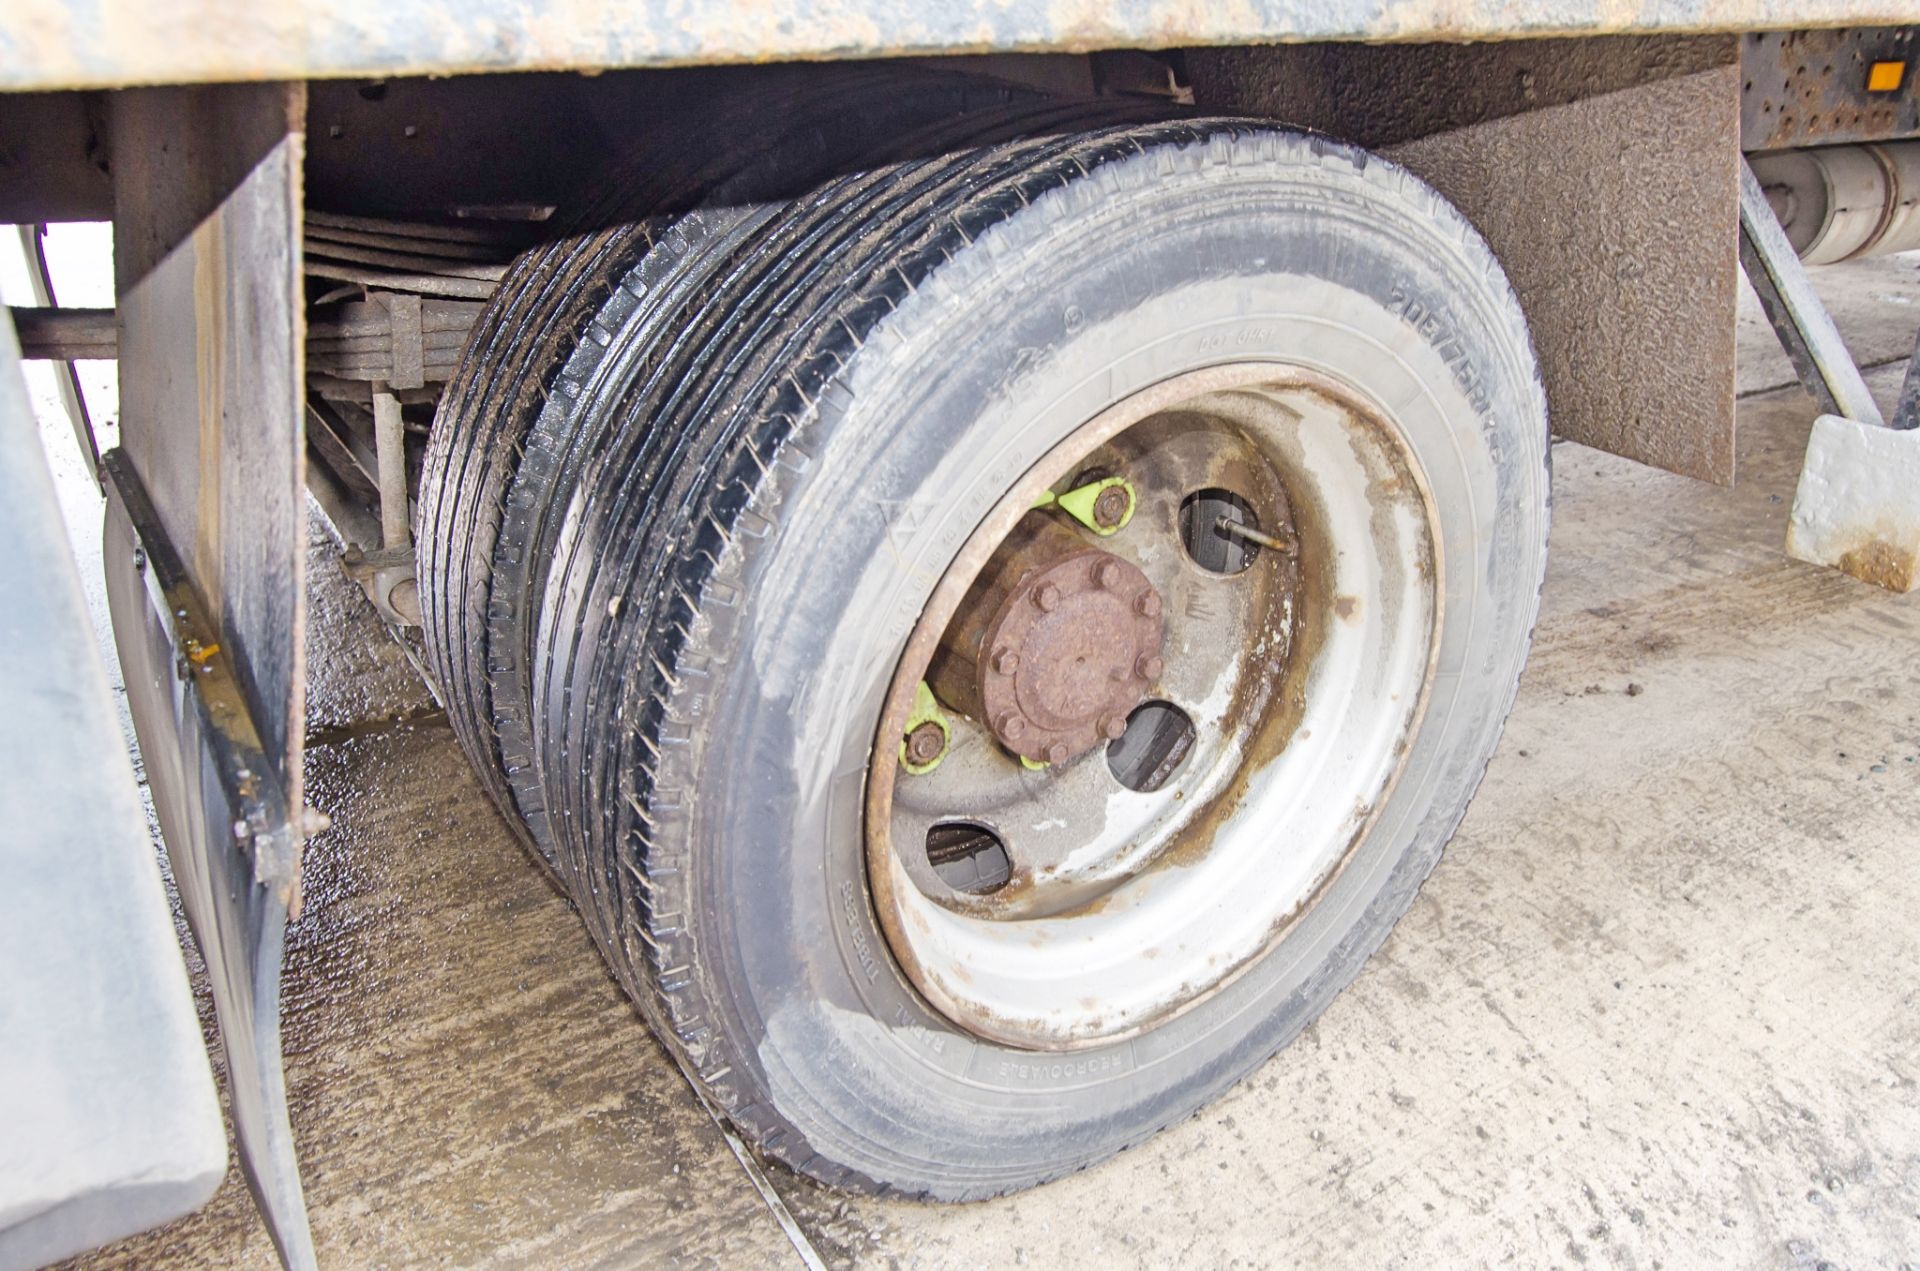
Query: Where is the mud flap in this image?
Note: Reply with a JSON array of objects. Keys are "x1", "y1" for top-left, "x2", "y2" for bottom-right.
[{"x1": 103, "y1": 83, "x2": 316, "y2": 1267}]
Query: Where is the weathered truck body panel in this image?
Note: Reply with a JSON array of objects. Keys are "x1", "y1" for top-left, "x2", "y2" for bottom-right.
[{"x1": 0, "y1": 0, "x2": 1906, "y2": 91}]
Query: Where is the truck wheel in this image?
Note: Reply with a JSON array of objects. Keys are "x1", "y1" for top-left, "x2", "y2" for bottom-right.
[{"x1": 528, "y1": 121, "x2": 1548, "y2": 1196}]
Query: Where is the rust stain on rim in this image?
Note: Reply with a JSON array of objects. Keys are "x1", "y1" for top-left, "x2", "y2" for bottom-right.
[{"x1": 864, "y1": 361, "x2": 1444, "y2": 1052}]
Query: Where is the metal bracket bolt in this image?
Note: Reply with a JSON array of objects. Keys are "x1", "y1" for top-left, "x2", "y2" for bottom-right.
[
  {"x1": 900, "y1": 681, "x2": 952, "y2": 776},
  {"x1": 1034, "y1": 475, "x2": 1137, "y2": 536}
]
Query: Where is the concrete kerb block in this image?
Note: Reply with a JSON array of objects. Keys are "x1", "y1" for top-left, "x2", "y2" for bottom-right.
[{"x1": 1787, "y1": 413, "x2": 1920, "y2": 593}]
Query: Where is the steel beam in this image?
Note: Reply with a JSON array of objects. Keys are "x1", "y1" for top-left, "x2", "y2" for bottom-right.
[
  {"x1": 0, "y1": 1, "x2": 1912, "y2": 94},
  {"x1": 0, "y1": 92, "x2": 110, "y2": 221},
  {"x1": 7, "y1": 304, "x2": 114, "y2": 360},
  {"x1": 1741, "y1": 27, "x2": 1920, "y2": 151}
]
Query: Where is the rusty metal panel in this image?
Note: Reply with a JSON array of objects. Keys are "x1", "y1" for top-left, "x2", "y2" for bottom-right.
[
  {"x1": 1742, "y1": 27, "x2": 1920, "y2": 150},
  {"x1": 0, "y1": 0, "x2": 1911, "y2": 93},
  {"x1": 1194, "y1": 37, "x2": 1742, "y2": 483},
  {"x1": 107, "y1": 82, "x2": 315, "y2": 1269}
]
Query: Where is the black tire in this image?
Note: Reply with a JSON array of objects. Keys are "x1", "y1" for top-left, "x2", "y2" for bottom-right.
[
  {"x1": 415, "y1": 218, "x2": 656, "y2": 865},
  {"x1": 418, "y1": 66, "x2": 1162, "y2": 865},
  {"x1": 522, "y1": 121, "x2": 1549, "y2": 1197}
]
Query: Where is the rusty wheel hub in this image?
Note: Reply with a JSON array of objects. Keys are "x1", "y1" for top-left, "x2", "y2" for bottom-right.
[
  {"x1": 869, "y1": 366, "x2": 1440, "y2": 1052},
  {"x1": 979, "y1": 549, "x2": 1162, "y2": 765}
]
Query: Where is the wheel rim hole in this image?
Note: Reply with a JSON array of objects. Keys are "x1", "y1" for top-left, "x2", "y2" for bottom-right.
[
  {"x1": 1179, "y1": 488, "x2": 1260, "y2": 574},
  {"x1": 1106, "y1": 700, "x2": 1197, "y2": 793},
  {"x1": 925, "y1": 822, "x2": 1012, "y2": 895}
]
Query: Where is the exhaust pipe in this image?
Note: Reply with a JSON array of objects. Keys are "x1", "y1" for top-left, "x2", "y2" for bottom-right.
[{"x1": 1750, "y1": 141, "x2": 1920, "y2": 266}]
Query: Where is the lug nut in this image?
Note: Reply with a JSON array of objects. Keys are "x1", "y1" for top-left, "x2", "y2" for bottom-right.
[
  {"x1": 997, "y1": 713, "x2": 1027, "y2": 741},
  {"x1": 1135, "y1": 591, "x2": 1162, "y2": 618},
  {"x1": 1095, "y1": 559, "x2": 1124, "y2": 590},
  {"x1": 1093, "y1": 485, "x2": 1130, "y2": 529},
  {"x1": 1100, "y1": 714, "x2": 1128, "y2": 740},
  {"x1": 904, "y1": 721, "x2": 946, "y2": 767},
  {"x1": 1034, "y1": 582, "x2": 1062, "y2": 612},
  {"x1": 992, "y1": 645, "x2": 1020, "y2": 675},
  {"x1": 1136, "y1": 654, "x2": 1164, "y2": 680}
]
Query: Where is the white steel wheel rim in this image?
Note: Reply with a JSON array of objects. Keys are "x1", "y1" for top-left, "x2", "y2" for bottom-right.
[{"x1": 866, "y1": 364, "x2": 1442, "y2": 1050}]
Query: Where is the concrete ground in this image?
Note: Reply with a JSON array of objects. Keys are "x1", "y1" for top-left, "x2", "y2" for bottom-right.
[{"x1": 52, "y1": 255, "x2": 1920, "y2": 1269}]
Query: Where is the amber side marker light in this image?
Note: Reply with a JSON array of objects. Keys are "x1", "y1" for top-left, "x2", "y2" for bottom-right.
[{"x1": 1867, "y1": 60, "x2": 1907, "y2": 94}]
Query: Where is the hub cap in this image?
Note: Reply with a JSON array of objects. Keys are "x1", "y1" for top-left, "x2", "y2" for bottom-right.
[{"x1": 978, "y1": 545, "x2": 1162, "y2": 765}]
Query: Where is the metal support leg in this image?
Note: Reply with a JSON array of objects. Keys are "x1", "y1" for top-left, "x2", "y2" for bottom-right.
[
  {"x1": 13, "y1": 223, "x2": 99, "y2": 483},
  {"x1": 372, "y1": 384, "x2": 410, "y2": 554},
  {"x1": 1737, "y1": 159, "x2": 1885, "y2": 428},
  {"x1": 1890, "y1": 325, "x2": 1920, "y2": 433},
  {"x1": 351, "y1": 383, "x2": 421, "y2": 626},
  {"x1": 1739, "y1": 157, "x2": 1920, "y2": 593}
]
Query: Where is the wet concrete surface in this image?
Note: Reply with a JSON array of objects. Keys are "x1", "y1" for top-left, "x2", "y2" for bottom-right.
[
  {"x1": 60, "y1": 530, "x2": 799, "y2": 1270},
  {"x1": 57, "y1": 260, "x2": 1920, "y2": 1268}
]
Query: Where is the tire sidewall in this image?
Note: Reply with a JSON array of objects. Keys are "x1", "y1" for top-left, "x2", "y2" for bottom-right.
[{"x1": 673, "y1": 131, "x2": 1548, "y2": 1191}]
